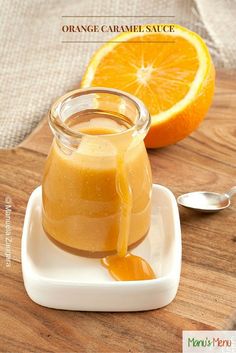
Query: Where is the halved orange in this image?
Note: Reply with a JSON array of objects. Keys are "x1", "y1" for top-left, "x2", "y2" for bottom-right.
[{"x1": 81, "y1": 25, "x2": 215, "y2": 148}]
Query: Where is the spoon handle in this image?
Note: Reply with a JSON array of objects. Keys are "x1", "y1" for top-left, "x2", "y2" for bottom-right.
[{"x1": 226, "y1": 186, "x2": 236, "y2": 199}]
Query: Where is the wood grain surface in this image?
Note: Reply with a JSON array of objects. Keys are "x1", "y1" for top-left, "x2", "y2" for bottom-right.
[{"x1": 0, "y1": 70, "x2": 235, "y2": 353}]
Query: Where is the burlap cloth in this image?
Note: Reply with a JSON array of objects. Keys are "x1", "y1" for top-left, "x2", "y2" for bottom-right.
[{"x1": 0, "y1": 0, "x2": 235, "y2": 148}]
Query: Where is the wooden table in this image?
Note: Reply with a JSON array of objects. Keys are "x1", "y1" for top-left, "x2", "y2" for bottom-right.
[{"x1": 0, "y1": 70, "x2": 235, "y2": 353}]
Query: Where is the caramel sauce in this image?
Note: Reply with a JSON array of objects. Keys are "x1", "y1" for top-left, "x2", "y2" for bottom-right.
[
  {"x1": 101, "y1": 254, "x2": 156, "y2": 281},
  {"x1": 80, "y1": 122, "x2": 156, "y2": 282},
  {"x1": 43, "y1": 111, "x2": 152, "y2": 255}
]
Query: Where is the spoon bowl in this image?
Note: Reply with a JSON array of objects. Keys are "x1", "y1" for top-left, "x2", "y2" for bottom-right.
[{"x1": 177, "y1": 187, "x2": 236, "y2": 212}]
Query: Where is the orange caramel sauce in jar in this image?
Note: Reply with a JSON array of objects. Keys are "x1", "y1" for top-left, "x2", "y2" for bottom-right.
[{"x1": 42, "y1": 88, "x2": 155, "y2": 280}]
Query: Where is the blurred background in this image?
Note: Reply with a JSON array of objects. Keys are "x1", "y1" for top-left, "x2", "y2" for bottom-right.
[{"x1": 0, "y1": 0, "x2": 235, "y2": 148}]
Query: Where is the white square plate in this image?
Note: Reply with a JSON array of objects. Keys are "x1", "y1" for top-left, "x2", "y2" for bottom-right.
[{"x1": 22, "y1": 184, "x2": 181, "y2": 311}]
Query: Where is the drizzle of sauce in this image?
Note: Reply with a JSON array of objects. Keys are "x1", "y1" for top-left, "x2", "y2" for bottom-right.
[
  {"x1": 79, "y1": 119, "x2": 156, "y2": 281},
  {"x1": 101, "y1": 253, "x2": 156, "y2": 281}
]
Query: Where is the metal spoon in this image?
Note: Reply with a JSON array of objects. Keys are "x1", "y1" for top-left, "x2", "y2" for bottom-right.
[{"x1": 177, "y1": 186, "x2": 236, "y2": 212}]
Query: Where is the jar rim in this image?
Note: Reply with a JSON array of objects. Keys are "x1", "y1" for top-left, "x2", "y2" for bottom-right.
[{"x1": 49, "y1": 87, "x2": 151, "y2": 139}]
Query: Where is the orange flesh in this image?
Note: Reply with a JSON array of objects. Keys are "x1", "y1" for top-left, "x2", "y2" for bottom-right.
[
  {"x1": 81, "y1": 27, "x2": 215, "y2": 148},
  {"x1": 89, "y1": 35, "x2": 199, "y2": 115}
]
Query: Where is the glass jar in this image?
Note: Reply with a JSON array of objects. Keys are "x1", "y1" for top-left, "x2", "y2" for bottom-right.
[{"x1": 42, "y1": 87, "x2": 152, "y2": 257}]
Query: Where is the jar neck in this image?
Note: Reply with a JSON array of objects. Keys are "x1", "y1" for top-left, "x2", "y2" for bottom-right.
[{"x1": 49, "y1": 87, "x2": 151, "y2": 150}]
